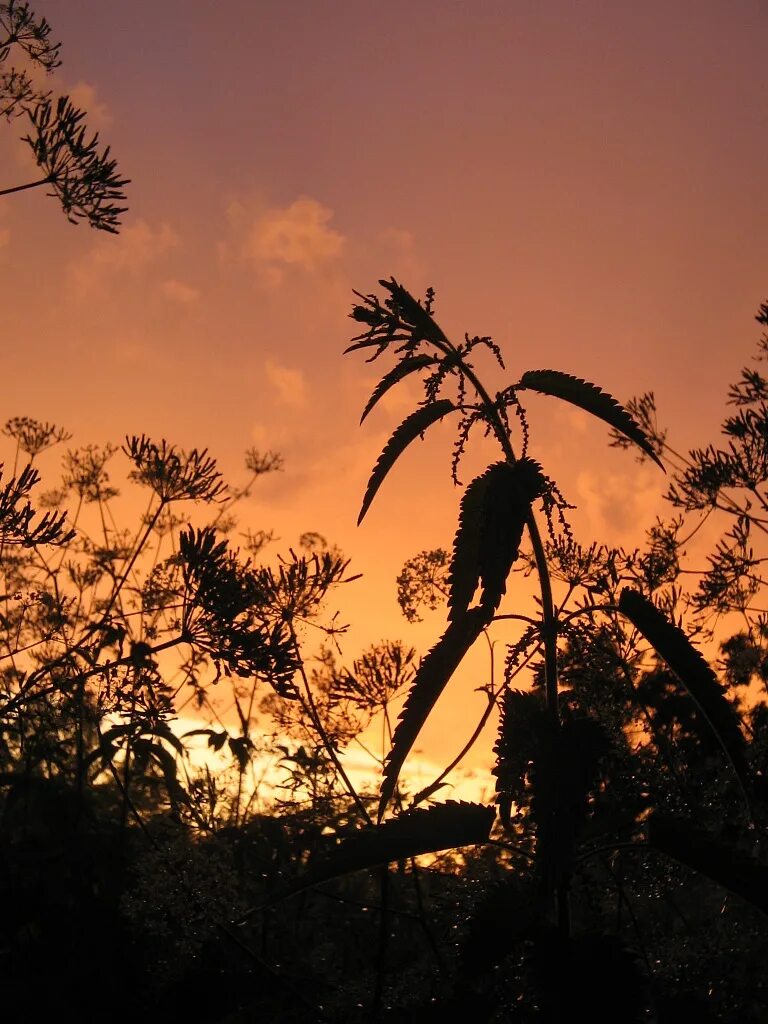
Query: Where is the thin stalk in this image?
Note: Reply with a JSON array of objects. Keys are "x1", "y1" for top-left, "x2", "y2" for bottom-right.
[
  {"x1": 288, "y1": 621, "x2": 372, "y2": 825},
  {"x1": 430, "y1": 330, "x2": 560, "y2": 717},
  {"x1": 429, "y1": 323, "x2": 564, "y2": 925},
  {"x1": 99, "y1": 499, "x2": 164, "y2": 626},
  {"x1": 0, "y1": 175, "x2": 53, "y2": 197},
  {"x1": 409, "y1": 629, "x2": 543, "y2": 808}
]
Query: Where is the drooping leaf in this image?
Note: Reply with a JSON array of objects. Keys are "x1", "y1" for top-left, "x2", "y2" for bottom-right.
[
  {"x1": 320, "y1": 799, "x2": 493, "y2": 876},
  {"x1": 150, "y1": 719, "x2": 186, "y2": 757},
  {"x1": 447, "y1": 466, "x2": 496, "y2": 620},
  {"x1": 516, "y1": 370, "x2": 664, "y2": 470},
  {"x1": 448, "y1": 459, "x2": 547, "y2": 621},
  {"x1": 477, "y1": 459, "x2": 547, "y2": 615},
  {"x1": 360, "y1": 354, "x2": 439, "y2": 423},
  {"x1": 619, "y1": 588, "x2": 748, "y2": 790},
  {"x1": 183, "y1": 727, "x2": 229, "y2": 751},
  {"x1": 358, "y1": 399, "x2": 457, "y2": 525},
  {"x1": 145, "y1": 741, "x2": 189, "y2": 807},
  {"x1": 238, "y1": 801, "x2": 494, "y2": 918},
  {"x1": 648, "y1": 813, "x2": 768, "y2": 915},
  {"x1": 379, "y1": 606, "x2": 488, "y2": 820}
]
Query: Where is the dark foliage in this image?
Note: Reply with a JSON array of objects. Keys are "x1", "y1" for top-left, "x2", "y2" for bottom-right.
[{"x1": 1, "y1": 1, "x2": 128, "y2": 230}]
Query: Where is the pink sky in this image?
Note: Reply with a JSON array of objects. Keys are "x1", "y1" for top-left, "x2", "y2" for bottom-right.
[{"x1": 2, "y1": 0, "x2": 767, "y2": 774}]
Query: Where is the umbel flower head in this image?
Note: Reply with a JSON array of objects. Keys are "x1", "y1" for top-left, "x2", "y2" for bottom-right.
[
  {"x1": 23, "y1": 95, "x2": 129, "y2": 233},
  {"x1": 123, "y1": 435, "x2": 227, "y2": 504}
]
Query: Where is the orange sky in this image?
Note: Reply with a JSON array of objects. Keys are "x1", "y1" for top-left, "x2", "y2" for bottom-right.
[{"x1": 2, "y1": 0, "x2": 767, "y2": 779}]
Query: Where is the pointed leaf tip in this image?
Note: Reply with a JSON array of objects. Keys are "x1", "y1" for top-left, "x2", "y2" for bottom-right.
[
  {"x1": 357, "y1": 399, "x2": 457, "y2": 525},
  {"x1": 237, "y1": 801, "x2": 495, "y2": 921},
  {"x1": 516, "y1": 369, "x2": 665, "y2": 471}
]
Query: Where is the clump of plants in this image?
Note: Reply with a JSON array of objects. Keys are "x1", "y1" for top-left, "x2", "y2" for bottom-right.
[{"x1": 248, "y1": 278, "x2": 766, "y2": 1022}]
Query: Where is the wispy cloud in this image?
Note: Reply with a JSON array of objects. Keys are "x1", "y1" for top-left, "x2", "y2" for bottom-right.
[
  {"x1": 161, "y1": 278, "x2": 200, "y2": 304},
  {"x1": 69, "y1": 219, "x2": 178, "y2": 295},
  {"x1": 265, "y1": 358, "x2": 308, "y2": 407},
  {"x1": 224, "y1": 195, "x2": 345, "y2": 287},
  {"x1": 66, "y1": 81, "x2": 113, "y2": 127}
]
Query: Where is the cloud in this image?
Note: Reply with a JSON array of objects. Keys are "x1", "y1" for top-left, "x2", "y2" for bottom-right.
[
  {"x1": 66, "y1": 81, "x2": 113, "y2": 127},
  {"x1": 225, "y1": 196, "x2": 345, "y2": 286},
  {"x1": 265, "y1": 359, "x2": 308, "y2": 407},
  {"x1": 573, "y1": 464, "x2": 664, "y2": 545},
  {"x1": 161, "y1": 278, "x2": 200, "y2": 304},
  {"x1": 69, "y1": 219, "x2": 179, "y2": 294}
]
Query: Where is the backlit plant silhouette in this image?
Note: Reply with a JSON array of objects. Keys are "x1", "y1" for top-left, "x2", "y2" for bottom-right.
[
  {"x1": 0, "y1": 1, "x2": 129, "y2": 231},
  {"x1": 253, "y1": 278, "x2": 768, "y2": 1022},
  {"x1": 0, "y1": 424, "x2": 365, "y2": 831}
]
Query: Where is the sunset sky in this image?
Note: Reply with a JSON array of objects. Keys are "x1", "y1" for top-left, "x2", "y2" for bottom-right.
[{"x1": 2, "y1": 1, "x2": 767, "y2": 780}]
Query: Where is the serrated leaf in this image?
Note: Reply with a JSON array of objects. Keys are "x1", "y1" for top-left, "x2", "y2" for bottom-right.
[
  {"x1": 239, "y1": 802, "x2": 494, "y2": 918},
  {"x1": 379, "y1": 606, "x2": 488, "y2": 820},
  {"x1": 344, "y1": 333, "x2": 411, "y2": 356},
  {"x1": 358, "y1": 399, "x2": 457, "y2": 525},
  {"x1": 447, "y1": 467, "x2": 496, "y2": 620},
  {"x1": 360, "y1": 354, "x2": 438, "y2": 424},
  {"x1": 619, "y1": 588, "x2": 748, "y2": 790},
  {"x1": 648, "y1": 813, "x2": 768, "y2": 915},
  {"x1": 448, "y1": 459, "x2": 546, "y2": 621},
  {"x1": 477, "y1": 459, "x2": 547, "y2": 615},
  {"x1": 380, "y1": 277, "x2": 448, "y2": 343},
  {"x1": 516, "y1": 370, "x2": 664, "y2": 470}
]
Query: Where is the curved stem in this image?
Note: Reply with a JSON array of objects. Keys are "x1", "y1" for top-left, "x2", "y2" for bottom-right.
[
  {"x1": 429, "y1": 328, "x2": 565, "y2": 931},
  {"x1": 409, "y1": 629, "x2": 543, "y2": 808},
  {"x1": 425, "y1": 330, "x2": 560, "y2": 717}
]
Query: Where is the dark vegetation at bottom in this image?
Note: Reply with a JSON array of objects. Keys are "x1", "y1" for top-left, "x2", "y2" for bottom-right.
[{"x1": 0, "y1": 775, "x2": 765, "y2": 1022}]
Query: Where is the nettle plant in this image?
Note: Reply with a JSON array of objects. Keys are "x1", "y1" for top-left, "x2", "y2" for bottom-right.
[{"x1": 271, "y1": 279, "x2": 767, "y2": 1019}]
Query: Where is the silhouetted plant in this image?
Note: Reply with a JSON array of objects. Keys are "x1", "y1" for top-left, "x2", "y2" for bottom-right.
[
  {"x1": 0, "y1": 0, "x2": 59, "y2": 119},
  {"x1": 0, "y1": 1, "x2": 128, "y2": 231},
  {"x1": 252, "y1": 278, "x2": 768, "y2": 1022},
  {"x1": 1, "y1": 414, "x2": 419, "y2": 1018}
]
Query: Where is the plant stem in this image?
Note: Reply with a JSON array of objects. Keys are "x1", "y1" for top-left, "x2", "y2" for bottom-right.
[
  {"x1": 0, "y1": 175, "x2": 52, "y2": 197},
  {"x1": 429, "y1": 323, "x2": 565, "y2": 927},
  {"x1": 289, "y1": 621, "x2": 372, "y2": 825}
]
